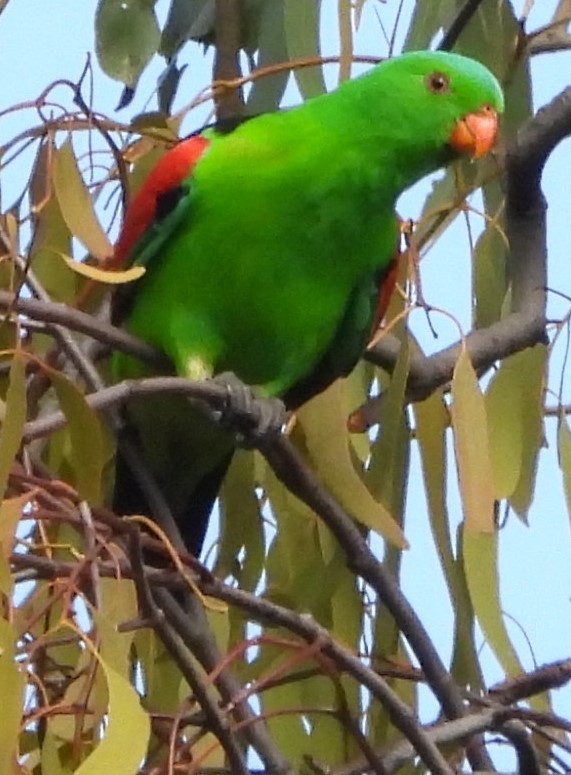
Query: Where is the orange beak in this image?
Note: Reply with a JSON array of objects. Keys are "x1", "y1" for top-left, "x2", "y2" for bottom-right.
[{"x1": 449, "y1": 105, "x2": 499, "y2": 158}]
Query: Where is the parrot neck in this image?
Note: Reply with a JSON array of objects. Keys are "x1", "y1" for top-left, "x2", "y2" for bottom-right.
[{"x1": 302, "y1": 74, "x2": 453, "y2": 202}]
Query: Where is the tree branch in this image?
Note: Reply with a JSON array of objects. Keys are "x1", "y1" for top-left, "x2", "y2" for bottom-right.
[
  {"x1": 213, "y1": 0, "x2": 245, "y2": 120},
  {"x1": 258, "y1": 435, "x2": 486, "y2": 770},
  {"x1": 0, "y1": 289, "x2": 166, "y2": 369},
  {"x1": 498, "y1": 720, "x2": 541, "y2": 775},
  {"x1": 357, "y1": 84, "x2": 571, "y2": 428}
]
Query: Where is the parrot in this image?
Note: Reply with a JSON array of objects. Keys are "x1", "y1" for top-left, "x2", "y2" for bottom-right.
[{"x1": 110, "y1": 50, "x2": 503, "y2": 555}]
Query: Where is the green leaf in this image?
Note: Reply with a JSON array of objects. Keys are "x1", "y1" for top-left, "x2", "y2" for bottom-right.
[
  {"x1": 134, "y1": 630, "x2": 182, "y2": 714},
  {"x1": 473, "y1": 222, "x2": 508, "y2": 329},
  {"x1": 403, "y1": 0, "x2": 455, "y2": 50},
  {"x1": 256, "y1": 460, "x2": 310, "y2": 595},
  {"x1": 366, "y1": 336, "x2": 410, "y2": 514},
  {"x1": 247, "y1": 0, "x2": 290, "y2": 114},
  {"x1": 450, "y1": 347, "x2": 495, "y2": 532},
  {"x1": 0, "y1": 352, "x2": 26, "y2": 500},
  {"x1": 414, "y1": 392, "x2": 452, "y2": 565},
  {"x1": 219, "y1": 450, "x2": 265, "y2": 590},
  {"x1": 485, "y1": 346, "x2": 546, "y2": 505},
  {"x1": 284, "y1": 0, "x2": 326, "y2": 99},
  {"x1": 159, "y1": 0, "x2": 208, "y2": 58},
  {"x1": 508, "y1": 345, "x2": 547, "y2": 519},
  {"x1": 296, "y1": 380, "x2": 408, "y2": 548},
  {"x1": 303, "y1": 674, "x2": 355, "y2": 765},
  {"x1": 29, "y1": 140, "x2": 78, "y2": 304},
  {"x1": 414, "y1": 392, "x2": 482, "y2": 690},
  {"x1": 95, "y1": 0, "x2": 160, "y2": 87},
  {"x1": 52, "y1": 139, "x2": 113, "y2": 261},
  {"x1": 261, "y1": 680, "x2": 308, "y2": 767},
  {"x1": 50, "y1": 370, "x2": 105, "y2": 504}
]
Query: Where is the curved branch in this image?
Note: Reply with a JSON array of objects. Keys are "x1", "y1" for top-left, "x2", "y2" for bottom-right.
[
  {"x1": 358, "y1": 84, "x2": 571, "y2": 427},
  {"x1": 23, "y1": 377, "x2": 232, "y2": 441},
  {"x1": 0, "y1": 290, "x2": 166, "y2": 368},
  {"x1": 498, "y1": 720, "x2": 541, "y2": 775}
]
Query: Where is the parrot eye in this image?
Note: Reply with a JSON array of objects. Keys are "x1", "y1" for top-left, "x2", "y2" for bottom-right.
[{"x1": 425, "y1": 72, "x2": 450, "y2": 94}]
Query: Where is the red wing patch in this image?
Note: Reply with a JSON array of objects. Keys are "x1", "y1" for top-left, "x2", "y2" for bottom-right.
[
  {"x1": 369, "y1": 251, "x2": 400, "y2": 337},
  {"x1": 113, "y1": 135, "x2": 210, "y2": 267}
]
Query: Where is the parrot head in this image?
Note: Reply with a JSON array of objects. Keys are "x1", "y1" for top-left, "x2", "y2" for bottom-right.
[{"x1": 362, "y1": 50, "x2": 504, "y2": 169}]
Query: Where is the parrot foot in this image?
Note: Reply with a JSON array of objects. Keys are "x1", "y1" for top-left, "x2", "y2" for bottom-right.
[{"x1": 210, "y1": 372, "x2": 287, "y2": 448}]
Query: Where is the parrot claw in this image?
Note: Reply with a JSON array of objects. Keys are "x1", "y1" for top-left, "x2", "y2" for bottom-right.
[{"x1": 210, "y1": 372, "x2": 287, "y2": 448}]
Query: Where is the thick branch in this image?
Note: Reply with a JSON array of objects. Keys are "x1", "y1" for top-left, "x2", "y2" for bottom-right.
[{"x1": 259, "y1": 435, "x2": 481, "y2": 766}]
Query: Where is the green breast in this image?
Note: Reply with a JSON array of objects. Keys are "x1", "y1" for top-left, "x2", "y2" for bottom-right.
[{"x1": 117, "y1": 112, "x2": 398, "y2": 397}]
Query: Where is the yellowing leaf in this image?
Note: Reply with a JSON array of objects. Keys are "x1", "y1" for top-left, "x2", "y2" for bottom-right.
[
  {"x1": 486, "y1": 345, "x2": 547, "y2": 505},
  {"x1": 485, "y1": 365, "x2": 523, "y2": 499},
  {"x1": 0, "y1": 352, "x2": 26, "y2": 500},
  {"x1": 0, "y1": 494, "x2": 33, "y2": 560},
  {"x1": 296, "y1": 380, "x2": 407, "y2": 548},
  {"x1": 508, "y1": 345, "x2": 547, "y2": 519},
  {"x1": 462, "y1": 529, "x2": 523, "y2": 677},
  {"x1": 52, "y1": 139, "x2": 112, "y2": 260},
  {"x1": 0, "y1": 493, "x2": 34, "y2": 595},
  {"x1": 473, "y1": 224, "x2": 508, "y2": 329},
  {"x1": 98, "y1": 578, "x2": 138, "y2": 678},
  {"x1": 41, "y1": 729, "x2": 71, "y2": 775},
  {"x1": 414, "y1": 392, "x2": 450, "y2": 555},
  {"x1": 75, "y1": 635, "x2": 150, "y2": 775},
  {"x1": 558, "y1": 410, "x2": 571, "y2": 529},
  {"x1": 190, "y1": 733, "x2": 226, "y2": 771},
  {"x1": 58, "y1": 252, "x2": 146, "y2": 283},
  {"x1": 450, "y1": 348, "x2": 495, "y2": 533},
  {"x1": 0, "y1": 618, "x2": 26, "y2": 774}
]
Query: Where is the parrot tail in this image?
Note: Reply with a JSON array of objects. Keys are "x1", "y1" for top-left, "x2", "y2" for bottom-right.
[{"x1": 113, "y1": 431, "x2": 234, "y2": 557}]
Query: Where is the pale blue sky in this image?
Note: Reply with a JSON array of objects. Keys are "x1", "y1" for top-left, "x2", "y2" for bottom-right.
[{"x1": 1, "y1": 0, "x2": 570, "y2": 761}]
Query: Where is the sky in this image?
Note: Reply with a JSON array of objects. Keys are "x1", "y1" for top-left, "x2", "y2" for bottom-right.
[{"x1": 0, "y1": 0, "x2": 570, "y2": 765}]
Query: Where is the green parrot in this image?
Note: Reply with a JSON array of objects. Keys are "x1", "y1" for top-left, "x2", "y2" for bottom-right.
[{"x1": 111, "y1": 50, "x2": 503, "y2": 554}]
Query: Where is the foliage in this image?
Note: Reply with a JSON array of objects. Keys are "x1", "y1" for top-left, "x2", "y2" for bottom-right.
[{"x1": 0, "y1": 1, "x2": 570, "y2": 773}]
